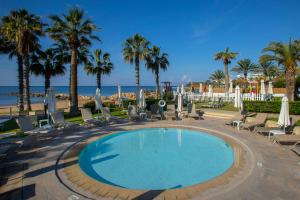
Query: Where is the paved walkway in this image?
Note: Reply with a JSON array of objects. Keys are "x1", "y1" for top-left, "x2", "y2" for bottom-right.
[{"x1": 0, "y1": 118, "x2": 299, "y2": 200}]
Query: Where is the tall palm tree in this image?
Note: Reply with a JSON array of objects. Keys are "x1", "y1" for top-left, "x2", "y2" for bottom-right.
[
  {"x1": 255, "y1": 60, "x2": 281, "y2": 80},
  {"x1": 209, "y1": 70, "x2": 225, "y2": 87},
  {"x1": 231, "y1": 59, "x2": 256, "y2": 80},
  {"x1": 47, "y1": 7, "x2": 99, "y2": 114},
  {"x1": 0, "y1": 9, "x2": 43, "y2": 111},
  {"x1": 260, "y1": 41, "x2": 300, "y2": 101},
  {"x1": 122, "y1": 34, "x2": 150, "y2": 96},
  {"x1": 145, "y1": 46, "x2": 169, "y2": 98},
  {"x1": 84, "y1": 49, "x2": 114, "y2": 90},
  {"x1": 30, "y1": 48, "x2": 66, "y2": 94},
  {"x1": 214, "y1": 48, "x2": 238, "y2": 93}
]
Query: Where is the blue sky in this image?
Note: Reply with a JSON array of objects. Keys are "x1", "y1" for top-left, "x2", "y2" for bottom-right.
[{"x1": 0, "y1": 0, "x2": 300, "y2": 86}]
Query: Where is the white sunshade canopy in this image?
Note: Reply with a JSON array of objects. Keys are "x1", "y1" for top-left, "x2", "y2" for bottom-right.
[
  {"x1": 208, "y1": 85, "x2": 213, "y2": 97},
  {"x1": 139, "y1": 89, "x2": 146, "y2": 109},
  {"x1": 278, "y1": 96, "x2": 290, "y2": 128},
  {"x1": 118, "y1": 85, "x2": 122, "y2": 99},
  {"x1": 199, "y1": 83, "x2": 203, "y2": 93},
  {"x1": 45, "y1": 87, "x2": 56, "y2": 114},
  {"x1": 177, "y1": 93, "x2": 183, "y2": 113},
  {"x1": 234, "y1": 85, "x2": 242, "y2": 110},
  {"x1": 95, "y1": 88, "x2": 103, "y2": 110},
  {"x1": 268, "y1": 81, "x2": 273, "y2": 94},
  {"x1": 260, "y1": 80, "x2": 266, "y2": 95},
  {"x1": 229, "y1": 80, "x2": 233, "y2": 94}
]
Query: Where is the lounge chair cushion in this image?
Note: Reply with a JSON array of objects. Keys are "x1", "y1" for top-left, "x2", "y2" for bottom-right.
[{"x1": 293, "y1": 126, "x2": 300, "y2": 135}]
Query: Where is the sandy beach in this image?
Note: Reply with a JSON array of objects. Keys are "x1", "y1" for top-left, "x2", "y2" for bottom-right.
[{"x1": 0, "y1": 91, "x2": 156, "y2": 115}]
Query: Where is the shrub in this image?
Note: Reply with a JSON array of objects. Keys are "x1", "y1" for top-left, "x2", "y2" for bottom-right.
[{"x1": 243, "y1": 100, "x2": 300, "y2": 115}]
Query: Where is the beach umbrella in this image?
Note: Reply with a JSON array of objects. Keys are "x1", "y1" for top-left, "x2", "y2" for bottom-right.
[
  {"x1": 139, "y1": 89, "x2": 146, "y2": 110},
  {"x1": 176, "y1": 86, "x2": 180, "y2": 94},
  {"x1": 208, "y1": 85, "x2": 213, "y2": 97},
  {"x1": 118, "y1": 85, "x2": 122, "y2": 100},
  {"x1": 199, "y1": 83, "x2": 203, "y2": 94},
  {"x1": 181, "y1": 84, "x2": 185, "y2": 94},
  {"x1": 95, "y1": 88, "x2": 102, "y2": 111},
  {"x1": 260, "y1": 80, "x2": 266, "y2": 100},
  {"x1": 268, "y1": 81, "x2": 273, "y2": 95},
  {"x1": 234, "y1": 85, "x2": 242, "y2": 109},
  {"x1": 45, "y1": 87, "x2": 56, "y2": 114},
  {"x1": 278, "y1": 96, "x2": 290, "y2": 131},
  {"x1": 177, "y1": 93, "x2": 183, "y2": 114},
  {"x1": 229, "y1": 80, "x2": 233, "y2": 94}
]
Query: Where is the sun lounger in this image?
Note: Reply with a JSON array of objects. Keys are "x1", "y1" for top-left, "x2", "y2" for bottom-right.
[
  {"x1": 187, "y1": 103, "x2": 200, "y2": 119},
  {"x1": 291, "y1": 145, "x2": 300, "y2": 156},
  {"x1": 16, "y1": 116, "x2": 53, "y2": 134},
  {"x1": 128, "y1": 105, "x2": 139, "y2": 121},
  {"x1": 50, "y1": 111, "x2": 76, "y2": 129},
  {"x1": 165, "y1": 105, "x2": 177, "y2": 120},
  {"x1": 100, "y1": 107, "x2": 126, "y2": 123},
  {"x1": 150, "y1": 104, "x2": 162, "y2": 120},
  {"x1": 240, "y1": 113, "x2": 267, "y2": 131},
  {"x1": 80, "y1": 108, "x2": 103, "y2": 125},
  {"x1": 272, "y1": 134, "x2": 300, "y2": 145}
]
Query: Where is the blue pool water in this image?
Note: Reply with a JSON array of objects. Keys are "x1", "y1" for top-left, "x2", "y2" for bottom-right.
[{"x1": 79, "y1": 128, "x2": 234, "y2": 190}]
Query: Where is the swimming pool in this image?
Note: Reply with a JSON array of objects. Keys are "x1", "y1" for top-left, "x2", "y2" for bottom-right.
[{"x1": 79, "y1": 128, "x2": 234, "y2": 190}]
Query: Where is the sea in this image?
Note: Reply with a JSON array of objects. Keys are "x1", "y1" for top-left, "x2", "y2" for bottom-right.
[{"x1": 0, "y1": 86, "x2": 156, "y2": 106}]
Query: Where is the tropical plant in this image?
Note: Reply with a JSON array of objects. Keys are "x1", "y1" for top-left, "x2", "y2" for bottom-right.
[
  {"x1": 84, "y1": 49, "x2": 114, "y2": 90},
  {"x1": 30, "y1": 48, "x2": 66, "y2": 94},
  {"x1": 209, "y1": 70, "x2": 225, "y2": 87},
  {"x1": 255, "y1": 60, "x2": 281, "y2": 80},
  {"x1": 214, "y1": 48, "x2": 238, "y2": 93},
  {"x1": 47, "y1": 7, "x2": 99, "y2": 113},
  {"x1": 145, "y1": 46, "x2": 169, "y2": 98},
  {"x1": 122, "y1": 34, "x2": 150, "y2": 96},
  {"x1": 260, "y1": 40, "x2": 300, "y2": 101},
  {"x1": 0, "y1": 9, "x2": 44, "y2": 111},
  {"x1": 231, "y1": 59, "x2": 256, "y2": 80}
]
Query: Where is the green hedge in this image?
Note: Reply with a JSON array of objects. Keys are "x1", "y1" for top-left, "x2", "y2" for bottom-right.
[{"x1": 243, "y1": 101, "x2": 300, "y2": 115}]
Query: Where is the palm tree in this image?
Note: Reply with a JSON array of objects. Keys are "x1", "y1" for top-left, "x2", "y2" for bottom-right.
[
  {"x1": 0, "y1": 9, "x2": 42, "y2": 111},
  {"x1": 122, "y1": 34, "x2": 150, "y2": 96},
  {"x1": 260, "y1": 41, "x2": 300, "y2": 101},
  {"x1": 255, "y1": 60, "x2": 281, "y2": 80},
  {"x1": 214, "y1": 48, "x2": 238, "y2": 93},
  {"x1": 231, "y1": 59, "x2": 256, "y2": 80},
  {"x1": 84, "y1": 49, "x2": 114, "y2": 90},
  {"x1": 47, "y1": 7, "x2": 99, "y2": 114},
  {"x1": 30, "y1": 48, "x2": 66, "y2": 94},
  {"x1": 209, "y1": 70, "x2": 225, "y2": 87},
  {"x1": 145, "y1": 46, "x2": 169, "y2": 98}
]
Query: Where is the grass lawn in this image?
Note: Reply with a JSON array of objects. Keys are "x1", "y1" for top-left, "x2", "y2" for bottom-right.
[
  {"x1": 0, "y1": 109, "x2": 128, "y2": 134},
  {"x1": 195, "y1": 102, "x2": 239, "y2": 112}
]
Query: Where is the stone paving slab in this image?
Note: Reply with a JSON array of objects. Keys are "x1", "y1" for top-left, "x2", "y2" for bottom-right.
[{"x1": 0, "y1": 119, "x2": 299, "y2": 200}]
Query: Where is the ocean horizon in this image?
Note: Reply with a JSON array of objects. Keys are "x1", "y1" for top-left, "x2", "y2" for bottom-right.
[{"x1": 0, "y1": 86, "x2": 156, "y2": 106}]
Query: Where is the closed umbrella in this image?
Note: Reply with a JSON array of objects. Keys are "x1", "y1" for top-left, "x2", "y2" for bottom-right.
[
  {"x1": 45, "y1": 87, "x2": 56, "y2": 114},
  {"x1": 139, "y1": 89, "x2": 146, "y2": 110},
  {"x1": 278, "y1": 96, "x2": 290, "y2": 131},
  {"x1": 95, "y1": 88, "x2": 102, "y2": 111},
  {"x1": 234, "y1": 85, "x2": 242, "y2": 109},
  {"x1": 177, "y1": 93, "x2": 183, "y2": 115},
  {"x1": 199, "y1": 83, "x2": 203, "y2": 94},
  {"x1": 118, "y1": 85, "x2": 122, "y2": 100},
  {"x1": 176, "y1": 86, "x2": 180, "y2": 94},
  {"x1": 208, "y1": 85, "x2": 213, "y2": 97},
  {"x1": 181, "y1": 84, "x2": 185, "y2": 94},
  {"x1": 229, "y1": 80, "x2": 233, "y2": 94},
  {"x1": 268, "y1": 81, "x2": 273, "y2": 95},
  {"x1": 260, "y1": 80, "x2": 266, "y2": 100}
]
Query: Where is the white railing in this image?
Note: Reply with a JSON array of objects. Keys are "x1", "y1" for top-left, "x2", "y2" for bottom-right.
[{"x1": 182, "y1": 92, "x2": 285, "y2": 102}]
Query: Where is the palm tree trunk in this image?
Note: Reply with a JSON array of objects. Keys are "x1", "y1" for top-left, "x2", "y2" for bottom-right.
[
  {"x1": 155, "y1": 69, "x2": 160, "y2": 99},
  {"x1": 224, "y1": 62, "x2": 229, "y2": 93},
  {"x1": 44, "y1": 74, "x2": 50, "y2": 115},
  {"x1": 135, "y1": 57, "x2": 140, "y2": 101},
  {"x1": 24, "y1": 51, "x2": 32, "y2": 111},
  {"x1": 97, "y1": 72, "x2": 101, "y2": 90},
  {"x1": 285, "y1": 68, "x2": 295, "y2": 101},
  {"x1": 70, "y1": 48, "x2": 78, "y2": 114},
  {"x1": 17, "y1": 54, "x2": 24, "y2": 112}
]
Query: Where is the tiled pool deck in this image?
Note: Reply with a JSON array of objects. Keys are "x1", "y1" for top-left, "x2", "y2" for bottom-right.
[{"x1": 1, "y1": 117, "x2": 300, "y2": 199}]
